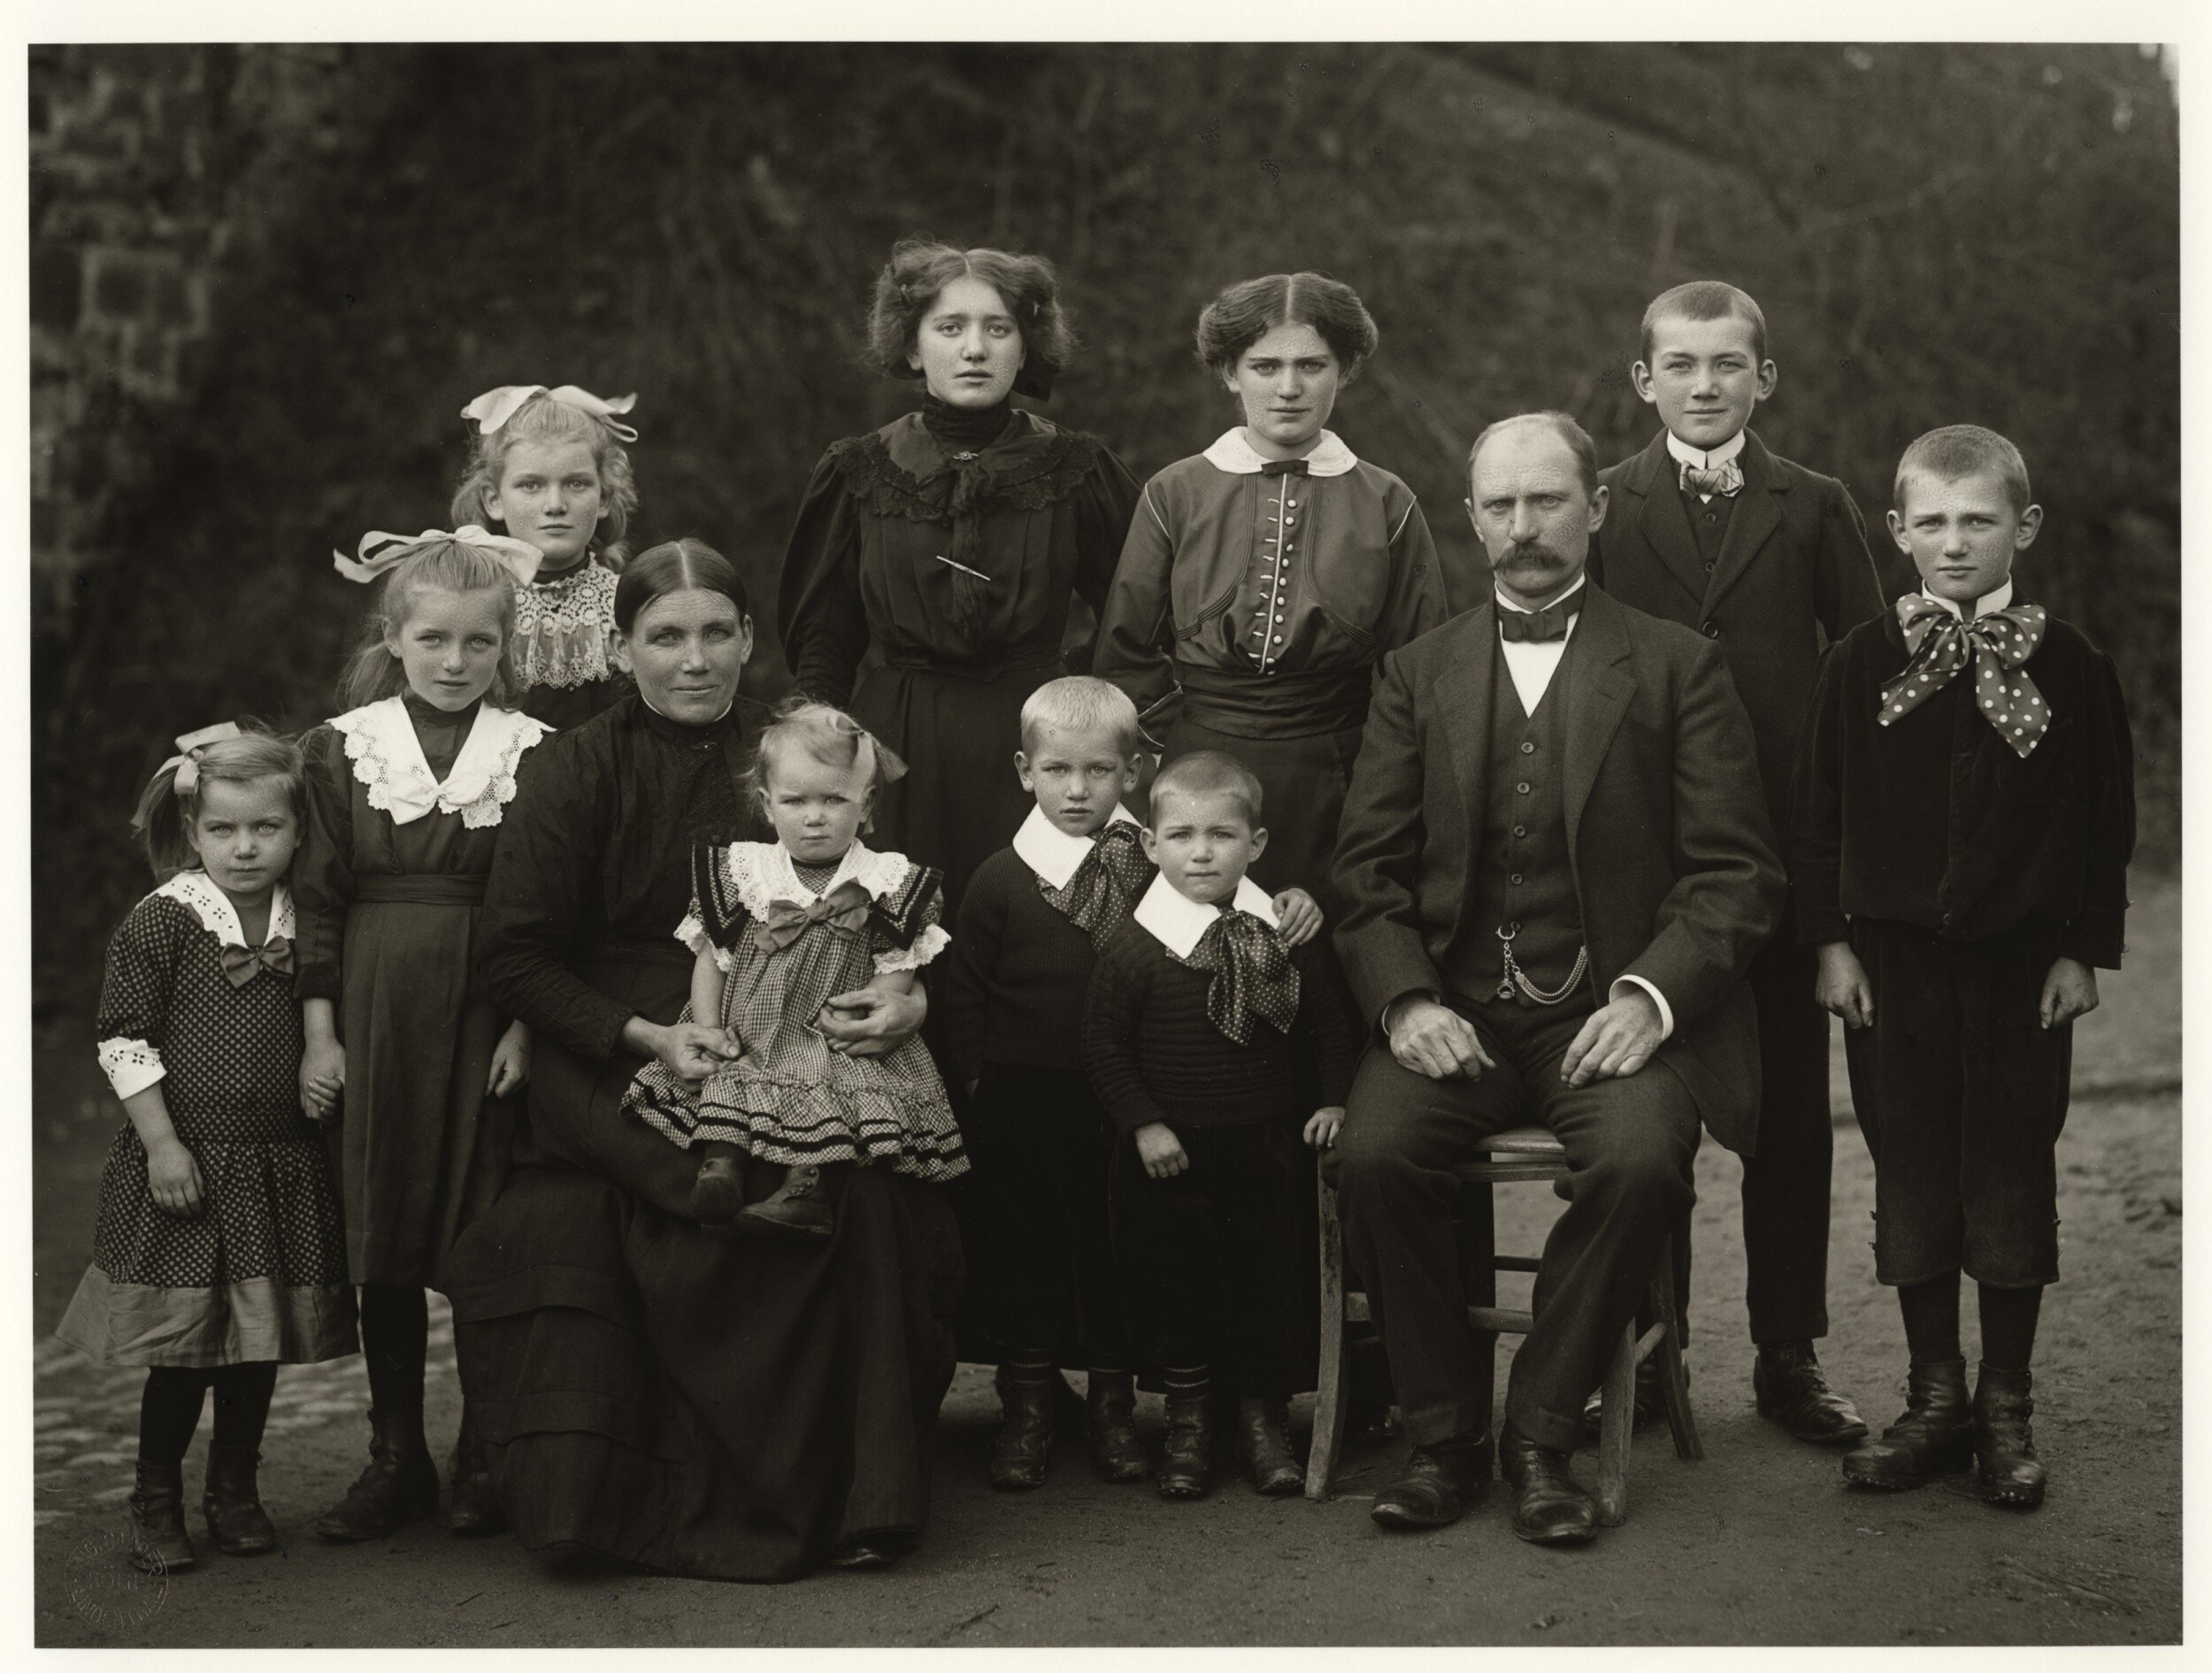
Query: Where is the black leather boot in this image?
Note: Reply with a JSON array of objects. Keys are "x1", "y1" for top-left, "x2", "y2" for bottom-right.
[
  {"x1": 1085, "y1": 1370, "x2": 1148, "y2": 1483},
  {"x1": 1582, "y1": 1354, "x2": 1667, "y2": 1439},
  {"x1": 1156, "y1": 1384, "x2": 1213, "y2": 1500},
  {"x1": 1500, "y1": 1421, "x2": 1596, "y2": 1545},
  {"x1": 1755, "y1": 1340, "x2": 1870, "y2": 1446},
  {"x1": 1842, "y1": 1359, "x2": 1974, "y2": 1491},
  {"x1": 691, "y1": 1143, "x2": 748, "y2": 1223},
  {"x1": 201, "y1": 1444, "x2": 278, "y2": 1556},
  {"x1": 1973, "y1": 1364, "x2": 2047, "y2": 1509},
  {"x1": 988, "y1": 1364, "x2": 1055, "y2": 1491},
  {"x1": 446, "y1": 1405, "x2": 508, "y2": 1537},
  {"x1": 1234, "y1": 1396, "x2": 1303, "y2": 1496},
  {"x1": 314, "y1": 1408, "x2": 442, "y2": 1541},
  {"x1": 735, "y1": 1163, "x2": 833, "y2": 1239},
  {"x1": 1370, "y1": 1431, "x2": 1493, "y2": 1529},
  {"x1": 129, "y1": 1460, "x2": 197, "y2": 1573}
]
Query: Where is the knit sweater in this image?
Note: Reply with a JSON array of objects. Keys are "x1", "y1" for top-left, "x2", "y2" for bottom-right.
[
  {"x1": 941, "y1": 845, "x2": 1123, "y2": 1080},
  {"x1": 1081, "y1": 917, "x2": 1362, "y2": 1137}
]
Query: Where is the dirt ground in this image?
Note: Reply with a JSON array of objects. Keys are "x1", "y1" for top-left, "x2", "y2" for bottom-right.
[{"x1": 31, "y1": 878, "x2": 2181, "y2": 1647}]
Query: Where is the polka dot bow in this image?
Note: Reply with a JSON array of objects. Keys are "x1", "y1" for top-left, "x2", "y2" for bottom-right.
[
  {"x1": 1879, "y1": 595, "x2": 2052, "y2": 758},
  {"x1": 1185, "y1": 910, "x2": 1302, "y2": 1046}
]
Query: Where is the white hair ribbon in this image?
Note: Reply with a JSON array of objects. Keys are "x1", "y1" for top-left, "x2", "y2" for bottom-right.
[
  {"x1": 460, "y1": 384, "x2": 639, "y2": 442},
  {"x1": 163, "y1": 721, "x2": 244, "y2": 796},
  {"x1": 332, "y1": 525, "x2": 546, "y2": 587}
]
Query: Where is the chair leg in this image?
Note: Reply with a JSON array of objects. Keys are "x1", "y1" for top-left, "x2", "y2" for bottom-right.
[
  {"x1": 1461, "y1": 1182, "x2": 1499, "y2": 1444},
  {"x1": 1649, "y1": 1234, "x2": 1702, "y2": 1462},
  {"x1": 1594, "y1": 1318, "x2": 1636, "y2": 1527},
  {"x1": 1305, "y1": 1169, "x2": 1350, "y2": 1501}
]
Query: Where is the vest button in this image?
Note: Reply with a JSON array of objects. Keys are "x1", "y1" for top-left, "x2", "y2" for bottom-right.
[
  {"x1": 1702, "y1": 560, "x2": 1715, "y2": 573},
  {"x1": 1701, "y1": 620, "x2": 1721, "y2": 638},
  {"x1": 1510, "y1": 873, "x2": 1524, "y2": 886},
  {"x1": 1703, "y1": 510, "x2": 1718, "y2": 524},
  {"x1": 1513, "y1": 825, "x2": 1527, "y2": 838},
  {"x1": 1516, "y1": 781, "x2": 1531, "y2": 794},
  {"x1": 1519, "y1": 741, "x2": 1535, "y2": 754}
]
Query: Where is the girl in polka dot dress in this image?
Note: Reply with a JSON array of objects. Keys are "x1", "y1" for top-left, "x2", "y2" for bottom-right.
[
  {"x1": 58, "y1": 725, "x2": 357, "y2": 1576},
  {"x1": 296, "y1": 528, "x2": 552, "y2": 1544},
  {"x1": 449, "y1": 383, "x2": 641, "y2": 730},
  {"x1": 625, "y1": 701, "x2": 965, "y2": 1239}
]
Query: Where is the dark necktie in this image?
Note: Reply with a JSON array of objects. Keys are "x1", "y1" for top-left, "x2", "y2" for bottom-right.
[
  {"x1": 1497, "y1": 598, "x2": 1580, "y2": 643},
  {"x1": 1260, "y1": 458, "x2": 1310, "y2": 478},
  {"x1": 1183, "y1": 910, "x2": 1302, "y2": 1046},
  {"x1": 1878, "y1": 595, "x2": 2053, "y2": 758},
  {"x1": 1039, "y1": 821, "x2": 1151, "y2": 950}
]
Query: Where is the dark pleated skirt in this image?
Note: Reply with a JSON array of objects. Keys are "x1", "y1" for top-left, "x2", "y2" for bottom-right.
[{"x1": 444, "y1": 948, "x2": 964, "y2": 1583}]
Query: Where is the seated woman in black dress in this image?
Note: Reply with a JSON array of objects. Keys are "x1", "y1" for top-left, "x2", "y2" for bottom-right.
[{"x1": 444, "y1": 539, "x2": 955, "y2": 1579}]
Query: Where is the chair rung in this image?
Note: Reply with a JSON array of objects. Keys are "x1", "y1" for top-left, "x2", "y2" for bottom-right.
[
  {"x1": 1492, "y1": 1255, "x2": 1541, "y2": 1273},
  {"x1": 1461, "y1": 1163, "x2": 1568, "y2": 1184},
  {"x1": 1632, "y1": 1321, "x2": 1668, "y2": 1362},
  {"x1": 1345, "y1": 1298, "x2": 1371, "y2": 1325},
  {"x1": 1467, "y1": 1305, "x2": 1535, "y2": 1335}
]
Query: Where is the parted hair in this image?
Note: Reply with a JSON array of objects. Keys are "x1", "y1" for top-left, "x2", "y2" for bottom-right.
[
  {"x1": 864, "y1": 237, "x2": 1076, "y2": 401},
  {"x1": 1194, "y1": 271, "x2": 1379, "y2": 380},
  {"x1": 1893, "y1": 425, "x2": 2034, "y2": 515},
  {"x1": 1466, "y1": 411, "x2": 1600, "y2": 499},
  {"x1": 449, "y1": 390, "x2": 639, "y2": 570},
  {"x1": 744, "y1": 699, "x2": 896, "y2": 812},
  {"x1": 612, "y1": 538, "x2": 750, "y2": 635},
  {"x1": 1018, "y1": 676, "x2": 1143, "y2": 758},
  {"x1": 131, "y1": 725, "x2": 307, "y2": 881},
  {"x1": 1640, "y1": 280, "x2": 1770, "y2": 365},
  {"x1": 1148, "y1": 749, "x2": 1265, "y2": 829},
  {"x1": 335, "y1": 537, "x2": 521, "y2": 713}
]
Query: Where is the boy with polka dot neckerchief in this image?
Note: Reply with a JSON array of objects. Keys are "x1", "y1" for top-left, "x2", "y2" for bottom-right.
[{"x1": 1790, "y1": 424, "x2": 2137, "y2": 1514}]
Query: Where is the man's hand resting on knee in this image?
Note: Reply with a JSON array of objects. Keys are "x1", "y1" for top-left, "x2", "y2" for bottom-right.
[
  {"x1": 1560, "y1": 987, "x2": 1664, "y2": 1087},
  {"x1": 1386, "y1": 997, "x2": 1496, "y2": 1081}
]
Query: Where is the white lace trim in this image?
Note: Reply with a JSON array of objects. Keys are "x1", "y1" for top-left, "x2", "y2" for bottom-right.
[
  {"x1": 719, "y1": 840, "x2": 915, "y2": 921},
  {"x1": 873, "y1": 922, "x2": 950, "y2": 975},
  {"x1": 332, "y1": 697, "x2": 551, "y2": 829},
  {"x1": 153, "y1": 871, "x2": 295, "y2": 949},
  {"x1": 512, "y1": 562, "x2": 618, "y2": 691},
  {"x1": 96, "y1": 1037, "x2": 165, "y2": 1100}
]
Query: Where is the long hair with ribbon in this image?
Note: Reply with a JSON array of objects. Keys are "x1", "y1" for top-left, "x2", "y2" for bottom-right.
[
  {"x1": 742, "y1": 699, "x2": 910, "y2": 835},
  {"x1": 449, "y1": 385, "x2": 641, "y2": 571},
  {"x1": 130, "y1": 722, "x2": 307, "y2": 881},
  {"x1": 331, "y1": 528, "x2": 535, "y2": 713}
]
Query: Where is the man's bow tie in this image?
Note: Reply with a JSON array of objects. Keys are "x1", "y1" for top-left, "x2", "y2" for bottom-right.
[
  {"x1": 1497, "y1": 598, "x2": 1580, "y2": 643},
  {"x1": 219, "y1": 937, "x2": 294, "y2": 988},
  {"x1": 1679, "y1": 457, "x2": 1745, "y2": 499}
]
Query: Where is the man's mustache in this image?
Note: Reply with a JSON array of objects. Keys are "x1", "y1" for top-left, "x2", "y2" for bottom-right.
[{"x1": 1496, "y1": 542, "x2": 1568, "y2": 567}]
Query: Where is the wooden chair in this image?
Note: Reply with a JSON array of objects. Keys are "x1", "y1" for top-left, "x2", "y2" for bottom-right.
[{"x1": 1306, "y1": 1125, "x2": 1701, "y2": 1524}]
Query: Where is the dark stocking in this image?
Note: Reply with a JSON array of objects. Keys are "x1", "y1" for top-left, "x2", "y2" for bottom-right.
[
  {"x1": 1897, "y1": 1273, "x2": 1963, "y2": 1364},
  {"x1": 208, "y1": 1363, "x2": 280, "y2": 1452},
  {"x1": 137, "y1": 1369, "x2": 210, "y2": 1466},
  {"x1": 359, "y1": 1281, "x2": 430, "y2": 1447},
  {"x1": 1977, "y1": 1284, "x2": 2043, "y2": 1372}
]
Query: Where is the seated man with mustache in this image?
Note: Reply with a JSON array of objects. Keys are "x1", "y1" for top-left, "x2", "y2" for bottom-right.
[{"x1": 1330, "y1": 411, "x2": 1784, "y2": 1546}]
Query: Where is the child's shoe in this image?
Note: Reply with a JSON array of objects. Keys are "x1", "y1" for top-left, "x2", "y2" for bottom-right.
[
  {"x1": 1234, "y1": 1396, "x2": 1303, "y2": 1496},
  {"x1": 1972, "y1": 1364, "x2": 2047, "y2": 1509},
  {"x1": 201, "y1": 1444, "x2": 278, "y2": 1556},
  {"x1": 1085, "y1": 1370, "x2": 1148, "y2": 1483},
  {"x1": 988, "y1": 1363, "x2": 1056, "y2": 1491},
  {"x1": 128, "y1": 1459, "x2": 197, "y2": 1573},
  {"x1": 1156, "y1": 1379, "x2": 1213, "y2": 1500},
  {"x1": 1841, "y1": 1359, "x2": 1973, "y2": 1491},
  {"x1": 314, "y1": 1409, "x2": 442, "y2": 1541},
  {"x1": 735, "y1": 1164, "x2": 833, "y2": 1239},
  {"x1": 691, "y1": 1143, "x2": 748, "y2": 1224}
]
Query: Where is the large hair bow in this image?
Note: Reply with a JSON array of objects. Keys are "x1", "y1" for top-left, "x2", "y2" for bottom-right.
[
  {"x1": 131, "y1": 722, "x2": 243, "y2": 831},
  {"x1": 332, "y1": 526, "x2": 545, "y2": 586},
  {"x1": 460, "y1": 384, "x2": 639, "y2": 441}
]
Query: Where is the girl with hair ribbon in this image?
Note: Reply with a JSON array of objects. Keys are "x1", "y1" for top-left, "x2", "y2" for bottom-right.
[
  {"x1": 450, "y1": 383, "x2": 642, "y2": 729},
  {"x1": 295, "y1": 526, "x2": 553, "y2": 1544},
  {"x1": 58, "y1": 723, "x2": 357, "y2": 1575}
]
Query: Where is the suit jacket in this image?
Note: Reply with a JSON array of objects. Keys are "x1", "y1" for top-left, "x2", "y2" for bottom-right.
[
  {"x1": 1591, "y1": 429, "x2": 1886, "y2": 837},
  {"x1": 1331, "y1": 585, "x2": 1786, "y2": 1155}
]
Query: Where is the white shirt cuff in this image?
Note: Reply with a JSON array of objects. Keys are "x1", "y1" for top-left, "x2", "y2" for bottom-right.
[
  {"x1": 97, "y1": 1038, "x2": 166, "y2": 1101},
  {"x1": 1610, "y1": 975, "x2": 1675, "y2": 1041}
]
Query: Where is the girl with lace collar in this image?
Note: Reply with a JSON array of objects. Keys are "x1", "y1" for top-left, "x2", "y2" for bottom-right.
[
  {"x1": 58, "y1": 725, "x2": 356, "y2": 1576},
  {"x1": 777, "y1": 238, "x2": 1139, "y2": 925},
  {"x1": 449, "y1": 383, "x2": 641, "y2": 730},
  {"x1": 623, "y1": 701, "x2": 963, "y2": 1239},
  {"x1": 296, "y1": 530, "x2": 551, "y2": 1545}
]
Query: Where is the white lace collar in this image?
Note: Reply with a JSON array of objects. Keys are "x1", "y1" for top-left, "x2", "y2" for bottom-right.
[
  {"x1": 1132, "y1": 871, "x2": 1279, "y2": 960},
  {"x1": 332, "y1": 695, "x2": 551, "y2": 829},
  {"x1": 723, "y1": 839, "x2": 913, "y2": 918},
  {"x1": 156, "y1": 870, "x2": 295, "y2": 948},
  {"x1": 1918, "y1": 579, "x2": 2015, "y2": 621},
  {"x1": 1665, "y1": 429, "x2": 1747, "y2": 472},
  {"x1": 1202, "y1": 427, "x2": 1359, "y2": 479},
  {"x1": 1010, "y1": 802, "x2": 1141, "y2": 891}
]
